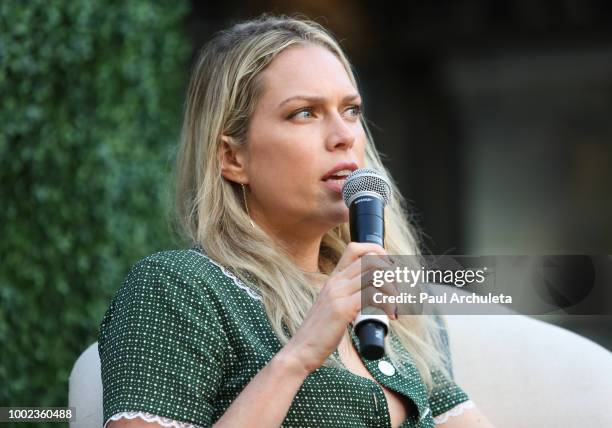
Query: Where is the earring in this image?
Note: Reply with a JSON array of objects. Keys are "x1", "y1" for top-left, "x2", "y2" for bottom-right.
[{"x1": 241, "y1": 183, "x2": 256, "y2": 229}]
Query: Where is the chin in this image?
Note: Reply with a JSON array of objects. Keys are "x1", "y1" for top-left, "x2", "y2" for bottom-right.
[{"x1": 327, "y1": 208, "x2": 349, "y2": 225}]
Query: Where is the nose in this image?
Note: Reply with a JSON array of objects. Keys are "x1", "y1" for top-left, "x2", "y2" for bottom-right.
[{"x1": 325, "y1": 112, "x2": 356, "y2": 151}]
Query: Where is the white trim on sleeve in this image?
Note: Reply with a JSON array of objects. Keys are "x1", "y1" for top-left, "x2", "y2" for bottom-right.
[
  {"x1": 105, "y1": 411, "x2": 205, "y2": 428},
  {"x1": 433, "y1": 400, "x2": 476, "y2": 424}
]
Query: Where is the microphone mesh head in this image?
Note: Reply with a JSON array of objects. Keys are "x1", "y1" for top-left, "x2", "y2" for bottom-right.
[{"x1": 341, "y1": 168, "x2": 392, "y2": 207}]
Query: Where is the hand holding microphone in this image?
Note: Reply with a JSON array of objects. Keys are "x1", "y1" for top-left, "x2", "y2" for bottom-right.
[
  {"x1": 281, "y1": 241, "x2": 398, "y2": 374},
  {"x1": 280, "y1": 168, "x2": 396, "y2": 375}
]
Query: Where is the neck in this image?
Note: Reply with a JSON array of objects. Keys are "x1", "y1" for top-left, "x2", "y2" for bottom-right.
[
  {"x1": 251, "y1": 216, "x2": 325, "y2": 274},
  {"x1": 276, "y1": 229, "x2": 323, "y2": 273}
]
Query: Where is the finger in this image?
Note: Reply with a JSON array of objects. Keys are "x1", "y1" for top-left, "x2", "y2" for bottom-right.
[
  {"x1": 349, "y1": 286, "x2": 397, "y2": 320},
  {"x1": 340, "y1": 253, "x2": 394, "y2": 281},
  {"x1": 360, "y1": 268, "x2": 400, "y2": 297},
  {"x1": 333, "y1": 242, "x2": 388, "y2": 274},
  {"x1": 336, "y1": 262, "x2": 398, "y2": 297},
  {"x1": 333, "y1": 269, "x2": 399, "y2": 309}
]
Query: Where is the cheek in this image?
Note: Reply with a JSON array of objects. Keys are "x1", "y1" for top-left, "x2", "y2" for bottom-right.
[
  {"x1": 253, "y1": 139, "x2": 316, "y2": 174},
  {"x1": 355, "y1": 134, "x2": 367, "y2": 166},
  {"x1": 249, "y1": 140, "x2": 320, "y2": 198}
]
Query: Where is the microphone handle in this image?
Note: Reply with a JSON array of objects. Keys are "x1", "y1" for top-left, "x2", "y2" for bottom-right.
[
  {"x1": 349, "y1": 196, "x2": 389, "y2": 360},
  {"x1": 349, "y1": 196, "x2": 385, "y2": 246}
]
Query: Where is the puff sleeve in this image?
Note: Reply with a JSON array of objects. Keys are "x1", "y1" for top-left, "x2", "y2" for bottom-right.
[
  {"x1": 98, "y1": 255, "x2": 230, "y2": 427},
  {"x1": 428, "y1": 315, "x2": 474, "y2": 422}
]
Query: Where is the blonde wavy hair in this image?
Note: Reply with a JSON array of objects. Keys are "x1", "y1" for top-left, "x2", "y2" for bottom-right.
[{"x1": 174, "y1": 14, "x2": 450, "y2": 392}]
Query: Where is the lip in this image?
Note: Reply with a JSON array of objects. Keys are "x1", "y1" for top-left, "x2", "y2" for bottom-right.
[
  {"x1": 322, "y1": 180, "x2": 344, "y2": 194},
  {"x1": 321, "y1": 161, "x2": 359, "y2": 181}
]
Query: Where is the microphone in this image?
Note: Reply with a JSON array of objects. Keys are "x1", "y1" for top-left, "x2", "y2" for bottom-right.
[{"x1": 341, "y1": 168, "x2": 392, "y2": 360}]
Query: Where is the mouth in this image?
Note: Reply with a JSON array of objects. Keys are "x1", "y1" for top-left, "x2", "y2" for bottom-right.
[
  {"x1": 321, "y1": 169, "x2": 354, "y2": 194},
  {"x1": 323, "y1": 170, "x2": 351, "y2": 184},
  {"x1": 321, "y1": 162, "x2": 358, "y2": 195},
  {"x1": 322, "y1": 161, "x2": 358, "y2": 180}
]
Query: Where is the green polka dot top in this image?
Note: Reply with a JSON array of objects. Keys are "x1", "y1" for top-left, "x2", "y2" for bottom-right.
[{"x1": 98, "y1": 246, "x2": 473, "y2": 428}]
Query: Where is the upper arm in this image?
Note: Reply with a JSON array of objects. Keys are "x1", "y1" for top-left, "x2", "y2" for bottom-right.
[
  {"x1": 106, "y1": 418, "x2": 165, "y2": 428},
  {"x1": 98, "y1": 255, "x2": 230, "y2": 427},
  {"x1": 426, "y1": 312, "x2": 487, "y2": 425},
  {"x1": 433, "y1": 403, "x2": 496, "y2": 427}
]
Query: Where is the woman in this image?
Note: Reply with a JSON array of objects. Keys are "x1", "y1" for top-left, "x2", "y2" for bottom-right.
[{"x1": 99, "y1": 14, "x2": 496, "y2": 428}]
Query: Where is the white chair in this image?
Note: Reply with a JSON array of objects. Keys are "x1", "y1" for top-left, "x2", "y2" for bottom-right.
[
  {"x1": 69, "y1": 316, "x2": 612, "y2": 427},
  {"x1": 446, "y1": 314, "x2": 612, "y2": 427},
  {"x1": 69, "y1": 342, "x2": 103, "y2": 427}
]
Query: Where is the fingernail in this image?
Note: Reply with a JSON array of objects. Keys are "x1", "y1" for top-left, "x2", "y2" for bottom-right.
[{"x1": 394, "y1": 307, "x2": 399, "y2": 320}]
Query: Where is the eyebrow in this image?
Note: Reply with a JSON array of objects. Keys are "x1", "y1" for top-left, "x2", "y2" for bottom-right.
[{"x1": 277, "y1": 93, "x2": 361, "y2": 109}]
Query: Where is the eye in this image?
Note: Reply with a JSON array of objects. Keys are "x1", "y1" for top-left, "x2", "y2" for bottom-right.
[
  {"x1": 288, "y1": 108, "x2": 314, "y2": 120},
  {"x1": 345, "y1": 105, "x2": 362, "y2": 117}
]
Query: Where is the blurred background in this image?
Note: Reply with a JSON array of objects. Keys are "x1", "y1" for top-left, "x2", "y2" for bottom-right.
[{"x1": 1, "y1": 0, "x2": 611, "y2": 423}]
